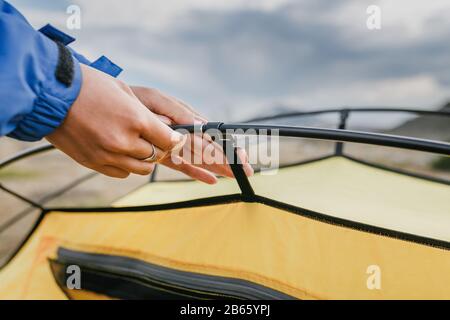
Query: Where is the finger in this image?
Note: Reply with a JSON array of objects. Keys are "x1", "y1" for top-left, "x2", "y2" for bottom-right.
[
  {"x1": 182, "y1": 134, "x2": 235, "y2": 178},
  {"x1": 96, "y1": 165, "x2": 130, "y2": 179},
  {"x1": 169, "y1": 95, "x2": 208, "y2": 122},
  {"x1": 161, "y1": 156, "x2": 218, "y2": 184},
  {"x1": 129, "y1": 143, "x2": 172, "y2": 164},
  {"x1": 190, "y1": 145, "x2": 253, "y2": 178},
  {"x1": 149, "y1": 145, "x2": 170, "y2": 163},
  {"x1": 140, "y1": 111, "x2": 187, "y2": 152},
  {"x1": 190, "y1": 150, "x2": 234, "y2": 178},
  {"x1": 137, "y1": 87, "x2": 198, "y2": 124},
  {"x1": 157, "y1": 114, "x2": 173, "y2": 126},
  {"x1": 48, "y1": 135, "x2": 136, "y2": 178},
  {"x1": 105, "y1": 154, "x2": 156, "y2": 176},
  {"x1": 236, "y1": 147, "x2": 254, "y2": 176},
  {"x1": 175, "y1": 134, "x2": 253, "y2": 178},
  {"x1": 124, "y1": 138, "x2": 156, "y2": 160},
  {"x1": 155, "y1": 94, "x2": 196, "y2": 124},
  {"x1": 184, "y1": 134, "x2": 227, "y2": 167}
]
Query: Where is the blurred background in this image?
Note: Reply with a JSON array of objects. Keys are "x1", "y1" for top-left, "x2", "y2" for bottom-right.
[
  {"x1": 6, "y1": 0, "x2": 450, "y2": 119},
  {"x1": 1, "y1": 0, "x2": 449, "y2": 265}
]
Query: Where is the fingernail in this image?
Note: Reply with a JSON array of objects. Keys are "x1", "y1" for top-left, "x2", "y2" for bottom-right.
[
  {"x1": 158, "y1": 115, "x2": 173, "y2": 125},
  {"x1": 172, "y1": 130, "x2": 184, "y2": 142},
  {"x1": 237, "y1": 148, "x2": 249, "y2": 163},
  {"x1": 171, "y1": 132, "x2": 187, "y2": 151},
  {"x1": 209, "y1": 176, "x2": 218, "y2": 184},
  {"x1": 194, "y1": 115, "x2": 207, "y2": 124},
  {"x1": 203, "y1": 133, "x2": 214, "y2": 143},
  {"x1": 244, "y1": 164, "x2": 254, "y2": 176}
]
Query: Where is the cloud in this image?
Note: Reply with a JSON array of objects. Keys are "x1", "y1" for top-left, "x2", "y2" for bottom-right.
[
  {"x1": 283, "y1": 75, "x2": 446, "y2": 108},
  {"x1": 8, "y1": 0, "x2": 450, "y2": 120}
]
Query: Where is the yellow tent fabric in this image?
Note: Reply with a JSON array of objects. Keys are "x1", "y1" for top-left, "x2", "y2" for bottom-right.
[
  {"x1": 116, "y1": 157, "x2": 450, "y2": 242},
  {"x1": 0, "y1": 157, "x2": 449, "y2": 299}
]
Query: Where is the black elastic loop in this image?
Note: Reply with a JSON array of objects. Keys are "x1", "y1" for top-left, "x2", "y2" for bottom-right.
[
  {"x1": 149, "y1": 165, "x2": 158, "y2": 182},
  {"x1": 222, "y1": 134, "x2": 255, "y2": 202}
]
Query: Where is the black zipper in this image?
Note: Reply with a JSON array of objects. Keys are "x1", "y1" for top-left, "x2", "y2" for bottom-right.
[{"x1": 50, "y1": 247, "x2": 295, "y2": 300}]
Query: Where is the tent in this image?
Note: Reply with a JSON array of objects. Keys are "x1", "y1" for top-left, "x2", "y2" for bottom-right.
[{"x1": 0, "y1": 108, "x2": 449, "y2": 299}]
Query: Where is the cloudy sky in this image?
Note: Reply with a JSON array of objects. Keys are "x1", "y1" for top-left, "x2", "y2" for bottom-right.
[{"x1": 9, "y1": 0, "x2": 450, "y2": 121}]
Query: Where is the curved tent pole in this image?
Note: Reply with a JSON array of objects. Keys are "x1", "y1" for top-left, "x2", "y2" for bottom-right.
[
  {"x1": 0, "y1": 144, "x2": 97, "y2": 235},
  {"x1": 0, "y1": 143, "x2": 54, "y2": 170},
  {"x1": 0, "y1": 184, "x2": 44, "y2": 210},
  {"x1": 1, "y1": 109, "x2": 449, "y2": 271},
  {"x1": 180, "y1": 121, "x2": 450, "y2": 200},
  {"x1": 0, "y1": 108, "x2": 450, "y2": 169},
  {"x1": 1, "y1": 117, "x2": 449, "y2": 206},
  {"x1": 244, "y1": 107, "x2": 450, "y2": 123},
  {"x1": 0, "y1": 172, "x2": 97, "y2": 234},
  {"x1": 1, "y1": 121, "x2": 449, "y2": 203},
  {"x1": 243, "y1": 107, "x2": 450, "y2": 157},
  {"x1": 173, "y1": 123, "x2": 450, "y2": 156},
  {"x1": 0, "y1": 144, "x2": 56, "y2": 210}
]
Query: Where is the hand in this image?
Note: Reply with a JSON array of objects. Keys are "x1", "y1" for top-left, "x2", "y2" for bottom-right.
[
  {"x1": 131, "y1": 86, "x2": 207, "y2": 126},
  {"x1": 46, "y1": 64, "x2": 185, "y2": 179},
  {"x1": 131, "y1": 86, "x2": 254, "y2": 182}
]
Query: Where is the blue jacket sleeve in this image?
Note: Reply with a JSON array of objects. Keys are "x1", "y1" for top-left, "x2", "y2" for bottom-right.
[{"x1": 0, "y1": 0, "x2": 82, "y2": 141}]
